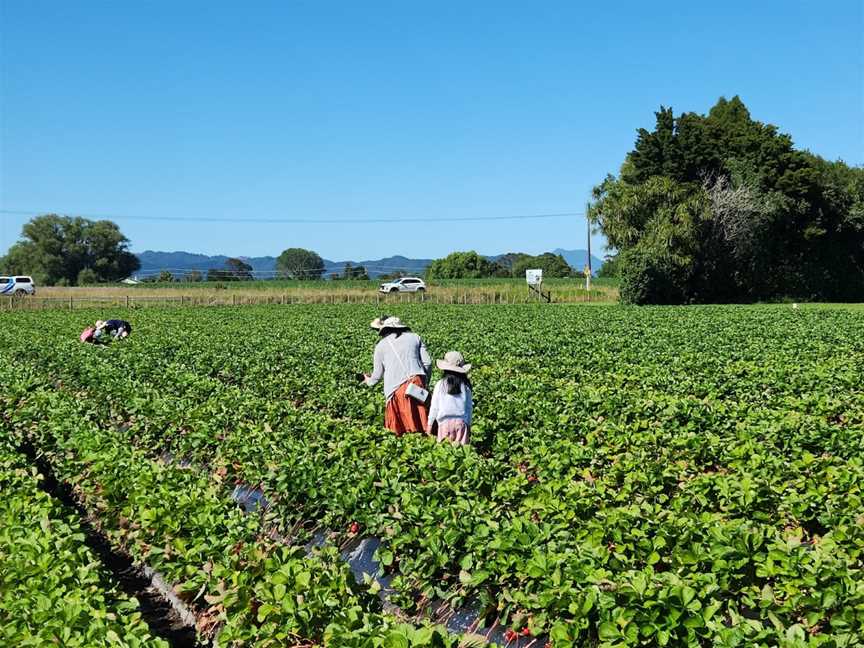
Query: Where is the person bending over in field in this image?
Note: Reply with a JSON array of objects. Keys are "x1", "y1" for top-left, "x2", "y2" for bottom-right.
[
  {"x1": 363, "y1": 316, "x2": 432, "y2": 435},
  {"x1": 95, "y1": 319, "x2": 133, "y2": 341},
  {"x1": 79, "y1": 326, "x2": 98, "y2": 344},
  {"x1": 426, "y1": 351, "x2": 473, "y2": 446}
]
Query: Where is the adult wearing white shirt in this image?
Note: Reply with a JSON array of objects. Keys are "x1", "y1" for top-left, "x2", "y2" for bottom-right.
[
  {"x1": 364, "y1": 316, "x2": 432, "y2": 435},
  {"x1": 426, "y1": 351, "x2": 473, "y2": 446}
]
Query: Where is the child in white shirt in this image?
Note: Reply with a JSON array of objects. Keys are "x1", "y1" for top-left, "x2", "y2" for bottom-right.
[{"x1": 427, "y1": 351, "x2": 473, "y2": 446}]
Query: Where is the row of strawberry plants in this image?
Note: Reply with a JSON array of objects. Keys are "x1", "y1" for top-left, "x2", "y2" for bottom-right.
[
  {"x1": 0, "y1": 435, "x2": 165, "y2": 647},
  {"x1": 0, "y1": 361, "x2": 464, "y2": 647},
  {"x1": 4, "y1": 331, "x2": 523, "y2": 633}
]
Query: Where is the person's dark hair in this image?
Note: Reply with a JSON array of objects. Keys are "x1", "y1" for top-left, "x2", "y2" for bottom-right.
[
  {"x1": 379, "y1": 327, "x2": 408, "y2": 338},
  {"x1": 442, "y1": 370, "x2": 471, "y2": 395}
]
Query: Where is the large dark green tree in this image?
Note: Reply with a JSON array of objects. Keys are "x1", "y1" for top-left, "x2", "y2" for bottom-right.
[
  {"x1": 206, "y1": 258, "x2": 254, "y2": 282},
  {"x1": 225, "y1": 258, "x2": 254, "y2": 281},
  {"x1": 0, "y1": 214, "x2": 140, "y2": 285},
  {"x1": 591, "y1": 96, "x2": 864, "y2": 303},
  {"x1": 276, "y1": 248, "x2": 325, "y2": 280}
]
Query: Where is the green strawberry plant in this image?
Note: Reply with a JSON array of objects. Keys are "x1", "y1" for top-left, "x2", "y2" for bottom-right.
[{"x1": 1, "y1": 303, "x2": 863, "y2": 646}]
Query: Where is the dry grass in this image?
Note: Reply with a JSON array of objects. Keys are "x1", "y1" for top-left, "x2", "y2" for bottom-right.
[{"x1": 11, "y1": 283, "x2": 617, "y2": 310}]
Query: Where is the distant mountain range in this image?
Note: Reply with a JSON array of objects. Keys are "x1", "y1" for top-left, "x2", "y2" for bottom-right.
[{"x1": 135, "y1": 249, "x2": 604, "y2": 279}]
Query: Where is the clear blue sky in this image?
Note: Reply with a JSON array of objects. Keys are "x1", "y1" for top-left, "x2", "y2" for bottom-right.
[{"x1": 1, "y1": 1, "x2": 862, "y2": 261}]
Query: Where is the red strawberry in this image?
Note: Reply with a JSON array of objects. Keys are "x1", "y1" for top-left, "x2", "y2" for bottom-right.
[
  {"x1": 504, "y1": 629, "x2": 518, "y2": 643},
  {"x1": 521, "y1": 627, "x2": 532, "y2": 636},
  {"x1": 349, "y1": 521, "x2": 360, "y2": 534}
]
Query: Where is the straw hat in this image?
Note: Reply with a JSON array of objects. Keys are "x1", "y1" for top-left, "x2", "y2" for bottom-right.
[
  {"x1": 437, "y1": 351, "x2": 471, "y2": 374},
  {"x1": 95, "y1": 320, "x2": 106, "y2": 329},
  {"x1": 369, "y1": 315, "x2": 408, "y2": 330}
]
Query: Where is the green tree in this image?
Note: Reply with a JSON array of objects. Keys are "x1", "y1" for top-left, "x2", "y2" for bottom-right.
[
  {"x1": 0, "y1": 214, "x2": 140, "y2": 286},
  {"x1": 205, "y1": 260, "x2": 251, "y2": 282},
  {"x1": 597, "y1": 254, "x2": 621, "y2": 278},
  {"x1": 76, "y1": 268, "x2": 99, "y2": 286},
  {"x1": 225, "y1": 258, "x2": 254, "y2": 281},
  {"x1": 512, "y1": 253, "x2": 573, "y2": 278},
  {"x1": 158, "y1": 270, "x2": 174, "y2": 282},
  {"x1": 494, "y1": 252, "x2": 530, "y2": 274},
  {"x1": 426, "y1": 251, "x2": 507, "y2": 279},
  {"x1": 339, "y1": 262, "x2": 368, "y2": 280},
  {"x1": 276, "y1": 248, "x2": 325, "y2": 280},
  {"x1": 591, "y1": 97, "x2": 864, "y2": 303}
]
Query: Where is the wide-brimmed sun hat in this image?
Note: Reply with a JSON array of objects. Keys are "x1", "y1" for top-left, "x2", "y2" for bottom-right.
[
  {"x1": 95, "y1": 320, "x2": 106, "y2": 329},
  {"x1": 437, "y1": 351, "x2": 471, "y2": 374},
  {"x1": 369, "y1": 315, "x2": 409, "y2": 330}
]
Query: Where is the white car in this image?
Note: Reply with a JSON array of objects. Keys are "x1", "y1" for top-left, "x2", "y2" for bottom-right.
[
  {"x1": 378, "y1": 277, "x2": 426, "y2": 293},
  {"x1": 0, "y1": 275, "x2": 36, "y2": 296}
]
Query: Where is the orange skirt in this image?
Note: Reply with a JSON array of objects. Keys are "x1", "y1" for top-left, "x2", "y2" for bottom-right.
[{"x1": 385, "y1": 376, "x2": 429, "y2": 436}]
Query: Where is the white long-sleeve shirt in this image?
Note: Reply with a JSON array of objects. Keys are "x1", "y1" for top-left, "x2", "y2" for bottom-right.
[
  {"x1": 427, "y1": 380, "x2": 472, "y2": 426},
  {"x1": 365, "y1": 332, "x2": 432, "y2": 399}
]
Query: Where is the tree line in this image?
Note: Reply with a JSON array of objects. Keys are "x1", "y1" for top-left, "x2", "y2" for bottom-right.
[
  {"x1": 0, "y1": 228, "x2": 335, "y2": 285},
  {"x1": 424, "y1": 250, "x2": 575, "y2": 279},
  {"x1": 0, "y1": 217, "x2": 580, "y2": 285}
]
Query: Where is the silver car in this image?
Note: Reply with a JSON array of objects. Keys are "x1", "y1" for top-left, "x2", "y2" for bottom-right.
[{"x1": 378, "y1": 277, "x2": 427, "y2": 293}]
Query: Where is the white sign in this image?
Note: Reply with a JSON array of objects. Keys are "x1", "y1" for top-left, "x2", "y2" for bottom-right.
[{"x1": 525, "y1": 269, "x2": 543, "y2": 286}]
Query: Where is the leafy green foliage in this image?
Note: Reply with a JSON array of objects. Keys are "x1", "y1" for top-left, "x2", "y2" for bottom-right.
[
  {"x1": 511, "y1": 253, "x2": 573, "y2": 279},
  {"x1": 428, "y1": 251, "x2": 574, "y2": 280},
  {"x1": 0, "y1": 214, "x2": 140, "y2": 286},
  {"x1": 333, "y1": 262, "x2": 370, "y2": 280},
  {"x1": 207, "y1": 258, "x2": 254, "y2": 282},
  {"x1": 426, "y1": 251, "x2": 509, "y2": 279},
  {"x1": 617, "y1": 249, "x2": 689, "y2": 304},
  {"x1": 591, "y1": 96, "x2": 864, "y2": 303},
  {"x1": 0, "y1": 439, "x2": 166, "y2": 647},
  {"x1": 1, "y1": 303, "x2": 863, "y2": 647},
  {"x1": 276, "y1": 248, "x2": 326, "y2": 280},
  {"x1": 596, "y1": 255, "x2": 620, "y2": 278}
]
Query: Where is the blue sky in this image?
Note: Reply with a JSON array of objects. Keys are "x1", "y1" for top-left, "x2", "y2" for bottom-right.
[{"x1": 1, "y1": 1, "x2": 862, "y2": 261}]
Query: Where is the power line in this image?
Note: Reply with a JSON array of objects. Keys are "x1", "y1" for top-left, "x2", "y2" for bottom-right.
[
  {"x1": 134, "y1": 264, "x2": 431, "y2": 276},
  {"x1": 137, "y1": 265, "x2": 421, "y2": 273},
  {"x1": 0, "y1": 209, "x2": 584, "y2": 225}
]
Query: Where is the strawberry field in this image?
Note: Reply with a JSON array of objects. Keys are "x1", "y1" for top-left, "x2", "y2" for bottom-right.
[{"x1": 2, "y1": 304, "x2": 863, "y2": 647}]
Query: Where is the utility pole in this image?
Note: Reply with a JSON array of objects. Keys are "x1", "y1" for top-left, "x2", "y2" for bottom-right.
[{"x1": 585, "y1": 203, "x2": 592, "y2": 292}]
